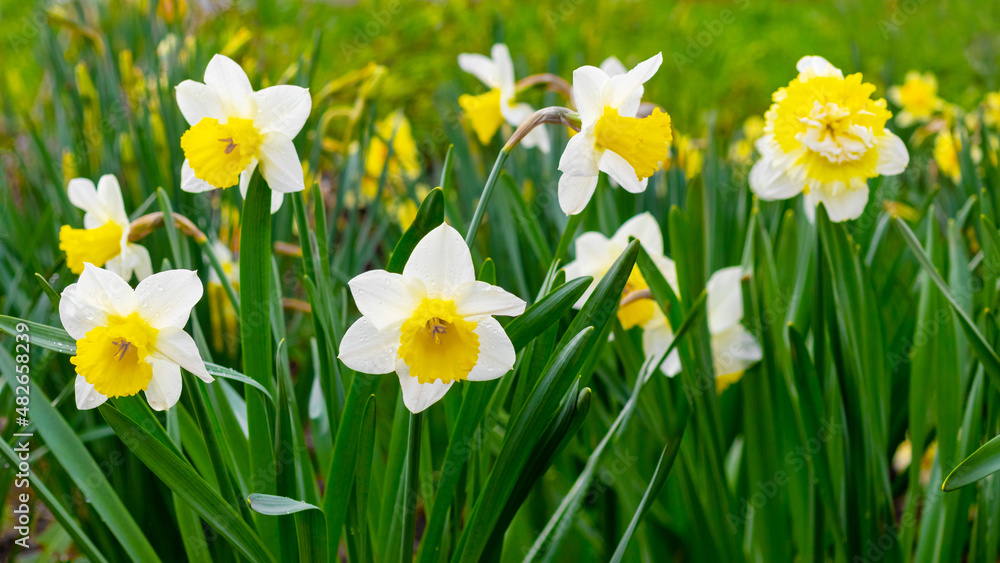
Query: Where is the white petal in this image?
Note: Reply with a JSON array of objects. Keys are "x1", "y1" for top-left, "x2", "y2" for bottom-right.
[
  {"x1": 520, "y1": 121, "x2": 551, "y2": 153},
  {"x1": 67, "y1": 178, "x2": 100, "y2": 215},
  {"x1": 466, "y1": 317, "x2": 516, "y2": 381},
  {"x1": 453, "y1": 281, "x2": 525, "y2": 319},
  {"x1": 651, "y1": 254, "x2": 680, "y2": 296},
  {"x1": 642, "y1": 311, "x2": 681, "y2": 377},
  {"x1": 458, "y1": 53, "x2": 498, "y2": 88},
  {"x1": 749, "y1": 153, "x2": 804, "y2": 201},
  {"x1": 153, "y1": 327, "x2": 212, "y2": 382},
  {"x1": 611, "y1": 212, "x2": 663, "y2": 256},
  {"x1": 338, "y1": 317, "x2": 400, "y2": 374},
  {"x1": 60, "y1": 283, "x2": 107, "y2": 340},
  {"x1": 599, "y1": 150, "x2": 644, "y2": 193},
  {"x1": 348, "y1": 270, "x2": 426, "y2": 330},
  {"x1": 565, "y1": 232, "x2": 621, "y2": 307},
  {"x1": 491, "y1": 43, "x2": 516, "y2": 95},
  {"x1": 129, "y1": 244, "x2": 153, "y2": 280},
  {"x1": 175, "y1": 79, "x2": 224, "y2": 125},
  {"x1": 572, "y1": 66, "x2": 609, "y2": 125},
  {"x1": 396, "y1": 358, "x2": 453, "y2": 413},
  {"x1": 204, "y1": 54, "x2": 256, "y2": 118},
  {"x1": 181, "y1": 161, "x2": 217, "y2": 193},
  {"x1": 75, "y1": 375, "x2": 108, "y2": 410},
  {"x1": 76, "y1": 263, "x2": 138, "y2": 318},
  {"x1": 712, "y1": 324, "x2": 762, "y2": 377},
  {"x1": 558, "y1": 174, "x2": 599, "y2": 216},
  {"x1": 796, "y1": 56, "x2": 843, "y2": 80},
  {"x1": 239, "y1": 158, "x2": 259, "y2": 198},
  {"x1": 806, "y1": 181, "x2": 870, "y2": 222},
  {"x1": 95, "y1": 175, "x2": 129, "y2": 228},
  {"x1": 136, "y1": 269, "x2": 203, "y2": 329},
  {"x1": 599, "y1": 56, "x2": 628, "y2": 77},
  {"x1": 604, "y1": 52, "x2": 662, "y2": 111},
  {"x1": 875, "y1": 130, "x2": 909, "y2": 176},
  {"x1": 706, "y1": 267, "x2": 745, "y2": 334},
  {"x1": 403, "y1": 224, "x2": 475, "y2": 299},
  {"x1": 558, "y1": 129, "x2": 599, "y2": 177},
  {"x1": 259, "y1": 133, "x2": 305, "y2": 193},
  {"x1": 145, "y1": 357, "x2": 182, "y2": 411},
  {"x1": 253, "y1": 85, "x2": 311, "y2": 138}
]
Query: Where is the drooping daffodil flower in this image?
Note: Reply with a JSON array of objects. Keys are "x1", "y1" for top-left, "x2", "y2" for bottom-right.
[
  {"x1": 458, "y1": 43, "x2": 550, "y2": 153},
  {"x1": 59, "y1": 174, "x2": 152, "y2": 281},
  {"x1": 749, "y1": 56, "x2": 909, "y2": 222},
  {"x1": 338, "y1": 224, "x2": 526, "y2": 413},
  {"x1": 557, "y1": 53, "x2": 672, "y2": 215},
  {"x1": 176, "y1": 54, "x2": 311, "y2": 213},
  {"x1": 642, "y1": 267, "x2": 762, "y2": 391},
  {"x1": 59, "y1": 264, "x2": 213, "y2": 411}
]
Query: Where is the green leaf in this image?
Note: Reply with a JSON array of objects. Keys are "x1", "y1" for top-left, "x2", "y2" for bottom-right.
[
  {"x1": 99, "y1": 404, "x2": 275, "y2": 562},
  {"x1": 944, "y1": 434, "x2": 1000, "y2": 491},
  {"x1": 504, "y1": 276, "x2": 591, "y2": 350},
  {"x1": 248, "y1": 494, "x2": 321, "y2": 515},
  {"x1": 895, "y1": 217, "x2": 1000, "y2": 390}
]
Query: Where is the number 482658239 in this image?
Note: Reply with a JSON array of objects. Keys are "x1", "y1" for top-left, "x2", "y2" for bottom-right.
[{"x1": 14, "y1": 322, "x2": 30, "y2": 423}]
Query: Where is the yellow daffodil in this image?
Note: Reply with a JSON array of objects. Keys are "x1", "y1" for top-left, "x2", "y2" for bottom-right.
[
  {"x1": 750, "y1": 56, "x2": 909, "y2": 222},
  {"x1": 558, "y1": 53, "x2": 671, "y2": 215},
  {"x1": 59, "y1": 264, "x2": 212, "y2": 410},
  {"x1": 176, "y1": 54, "x2": 311, "y2": 213},
  {"x1": 59, "y1": 175, "x2": 152, "y2": 281},
  {"x1": 934, "y1": 129, "x2": 962, "y2": 183},
  {"x1": 643, "y1": 267, "x2": 762, "y2": 391},
  {"x1": 362, "y1": 111, "x2": 421, "y2": 200},
  {"x1": 887, "y1": 71, "x2": 943, "y2": 127},
  {"x1": 458, "y1": 43, "x2": 550, "y2": 152},
  {"x1": 982, "y1": 92, "x2": 1000, "y2": 129},
  {"x1": 339, "y1": 224, "x2": 526, "y2": 413}
]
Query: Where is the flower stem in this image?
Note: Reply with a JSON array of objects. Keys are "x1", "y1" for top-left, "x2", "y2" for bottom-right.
[
  {"x1": 552, "y1": 213, "x2": 583, "y2": 267},
  {"x1": 464, "y1": 148, "x2": 510, "y2": 247}
]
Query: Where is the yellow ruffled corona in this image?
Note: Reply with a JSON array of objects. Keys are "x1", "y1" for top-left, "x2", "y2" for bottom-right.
[
  {"x1": 180, "y1": 117, "x2": 262, "y2": 188},
  {"x1": 71, "y1": 312, "x2": 158, "y2": 398},
  {"x1": 398, "y1": 298, "x2": 480, "y2": 384},
  {"x1": 59, "y1": 222, "x2": 124, "y2": 273},
  {"x1": 459, "y1": 89, "x2": 504, "y2": 144},
  {"x1": 594, "y1": 107, "x2": 673, "y2": 179}
]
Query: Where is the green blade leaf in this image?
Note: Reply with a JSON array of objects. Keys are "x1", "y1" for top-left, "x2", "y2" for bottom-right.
[
  {"x1": 248, "y1": 494, "x2": 321, "y2": 515},
  {"x1": 944, "y1": 434, "x2": 1000, "y2": 491}
]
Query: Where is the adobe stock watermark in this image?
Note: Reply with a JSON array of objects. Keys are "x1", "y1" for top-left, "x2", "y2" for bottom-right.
[
  {"x1": 726, "y1": 416, "x2": 843, "y2": 533},
  {"x1": 673, "y1": 0, "x2": 751, "y2": 71},
  {"x1": 878, "y1": 0, "x2": 931, "y2": 40},
  {"x1": 339, "y1": 0, "x2": 403, "y2": 61}
]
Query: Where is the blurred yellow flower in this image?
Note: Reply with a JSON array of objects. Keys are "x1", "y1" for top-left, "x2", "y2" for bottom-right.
[
  {"x1": 208, "y1": 240, "x2": 240, "y2": 356},
  {"x1": 887, "y1": 71, "x2": 942, "y2": 127},
  {"x1": 750, "y1": 56, "x2": 909, "y2": 222},
  {"x1": 983, "y1": 92, "x2": 1000, "y2": 129},
  {"x1": 362, "y1": 111, "x2": 421, "y2": 200},
  {"x1": 672, "y1": 133, "x2": 704, "y2": 178},
  {"x1": 934, "y1": 129, "x2": 962, "y2": 183}
]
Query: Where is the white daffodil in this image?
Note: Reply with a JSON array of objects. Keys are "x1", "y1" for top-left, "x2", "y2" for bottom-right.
[
  {"x1": 59, "y1": 264, "x2": 213, "y2": 411},
  {"x1": 176, "y1": 54, "x2": 311, "y2": 214},
  {"x1": 339, "y1": 224, "x2": 526, "y2": 413},
  {"x1": 59, "y1": 174, "x2": 152, "y2": 282},
  {"x1": 642, "y1": 267, "x2": 762, "y2": 391},
  {"x1": 749, "y1": 56, "x2": 909, "y2": 222},
  {"x1": 458, "y1": 43, "x2": 550, "y2": 153},
  {"x1": 564, "y1": 213, "x2": 677, "y2": 330},
  {"x1": 557, "y1": 52, "x2": 672, "y2": 216}
]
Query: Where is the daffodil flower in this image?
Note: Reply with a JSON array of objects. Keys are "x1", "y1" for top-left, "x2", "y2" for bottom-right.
[
  {"x1": 642, "y1": 267, "x2": 762, "y2": 391},
  {"x1": 564, "y1": 213, "x2": 677, "y2": 330},
  {"x1": 599, "y1": 56, "x2": 628, "y2": 78},
  {"x1": 176, "y1": 54, "x2": 311, "y2": 213},
  {"x1": 887, "y1": 71, "x2": 942, "y2": 127},
  {"x1": 59, "y1": 174, "x2": 152, "y2": 281},
  {"x1": 458, "y1": 43, "x2": 550, "y2": 152},
  {"x1": 59, "y1": 264, "x2": 213, "y2": 411},
  {"x1": 750, "y1": 56, "x2": 909, "y2": 222},
  {"x1": 933, "y1": 128, "x2": 962, "y2": 183},
  {"x1": 557, "y1": 53, "x2": 672, "y2": 215},
  {"x1": 338, "y1": 224, "x2": 526, "y2": 413},
  {"x1": 362, "y1": 111, "x2": 421, "y2": 201}
]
